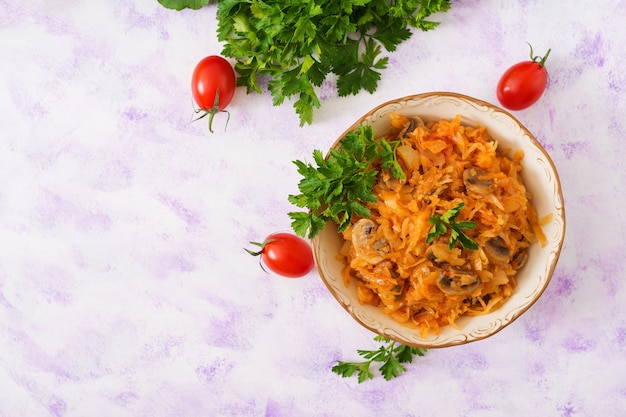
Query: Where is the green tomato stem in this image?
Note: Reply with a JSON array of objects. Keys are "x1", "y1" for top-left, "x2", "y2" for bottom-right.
[
  {"x1": 191, "y1": 88, "x2": 232, "y2": 134},
  {"x1": 207, "y1": 110, "x2": 217, "y2": 134},
  {"x1": 244, "y1": 242, "x2": 264, "y2": 257},
  {"x1": 537, "y1": 48, "x2": 551, "y2": 67},
  {"x1": 207, "y1": 89, "x2": 221, "y2": 134},
  {"x1": 244, "y1": 238, "x2": 279, "y2": 257},
  {"x1": 527, "y1": 42, "x2": 551, "y2": 67}
]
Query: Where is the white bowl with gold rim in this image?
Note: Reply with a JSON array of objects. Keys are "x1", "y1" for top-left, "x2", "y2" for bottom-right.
[{"x1": 311, "y1": 92, "x2": 566, "y2": 348}]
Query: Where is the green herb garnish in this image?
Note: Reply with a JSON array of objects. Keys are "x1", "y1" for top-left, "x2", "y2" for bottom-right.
[
  {"x1": 332, "y1": 336, "x2": 427, "y2": 383},
  {"x1": 212, "y1": 0, "x2": 451, "y2": 125},
  {"x1": 426, "y1": 202, "x2": 479, "y2": 250},
  {"x1": 157, "y1": 0, "x2": 210, "y2": 11},
  {"x1": 288, "y1": 125, "x2": 403, "y2": 239}
]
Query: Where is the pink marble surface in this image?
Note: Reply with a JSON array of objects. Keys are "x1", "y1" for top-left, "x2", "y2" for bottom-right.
[{"x1": 1, "y1": 1, "x2": 625, "y2": 416}]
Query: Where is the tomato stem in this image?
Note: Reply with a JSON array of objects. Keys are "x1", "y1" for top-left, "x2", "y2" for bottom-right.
[
  {"x1": 537, "y1": 48, "x2": 551, "y2": 67},
  {"x1": 527, "y1": 43, "x2": 551, "y2": 67},
  {"x1": 191, "y1": 88, "x2": 231, "y2": 134},
  {"x1": 244, "y1": 241, "x2": 265, "y2": 257},
  {"x1": 207, "y1": 111, "x2": 217, "y2": 134},
  {"x1": 208, "y1": 89, "x2": 221, "y2": 133},
  {"x1": 244, "y1": 238, "x2": 279, "y2": 257}
]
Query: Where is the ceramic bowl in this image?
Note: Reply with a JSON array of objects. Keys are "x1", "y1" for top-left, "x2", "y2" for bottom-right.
[{"x1": 311, "y1": 92, "x2": 566, "y2": 348}]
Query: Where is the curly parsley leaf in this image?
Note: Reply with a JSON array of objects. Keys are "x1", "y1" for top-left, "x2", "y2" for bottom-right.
[
  {"x1": 426, "y1": 202, "x2": 479, "y2": 250},
  {"x1": 288, "y1": 125, "x2": 404, "y2": 239},
  {"x1": 213, "y1": 0, "x2": 451, "y2": 125},
  {"x1": 332, "y1": 335, "x2": 427, "y2": 383}
]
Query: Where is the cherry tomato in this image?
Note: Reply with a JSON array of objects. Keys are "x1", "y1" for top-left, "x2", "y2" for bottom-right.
[
  {"x1": 496, "y1": 45, "x2": 551, "y2": 111},
  {"x1": 191, "y1": 55, "x2": 236, "y2": 132},
  {"x1": 245, "y1": 232, "x2": 315, "y2": 278}
]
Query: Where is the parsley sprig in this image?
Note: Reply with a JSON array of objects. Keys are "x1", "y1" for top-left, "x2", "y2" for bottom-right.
[
  {"x1": 332, "y1": 336, "x2": 427, "y2": 383},
  {"x1": 426, "y1": 202, "x2": 479, "y2": 250},
  {"x1": 288, "y1": 125, "x2": 404, "y2": 239}
]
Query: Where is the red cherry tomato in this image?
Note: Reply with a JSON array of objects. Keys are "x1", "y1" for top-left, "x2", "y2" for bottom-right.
[
  {"x1": 245, "y1": 232, "x2": 315, "y2": 278},
  {"x1": 496, "y1": 45, "x2": 551, "y2": 111},
  {"x1": 191, "y1": 55, "x2": 236, "y2": 132}
]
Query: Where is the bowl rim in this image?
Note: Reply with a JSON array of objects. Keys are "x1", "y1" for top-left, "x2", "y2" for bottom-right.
[{"x1": 312, "y1": 91, "x2": 567, "y2": 348}]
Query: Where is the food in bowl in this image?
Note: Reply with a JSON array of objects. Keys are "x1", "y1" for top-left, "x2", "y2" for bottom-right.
[
  {"x1": 337, "y1": 113, "x2": 548, "y2": 338},
  {"x1": 308, "y1": 92, "x2": 565, "y2": 348}
]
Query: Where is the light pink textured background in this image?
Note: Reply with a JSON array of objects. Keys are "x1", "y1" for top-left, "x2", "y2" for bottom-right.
[{"x1": 0, "y1": 1, "x2": 624, "y2": 416}]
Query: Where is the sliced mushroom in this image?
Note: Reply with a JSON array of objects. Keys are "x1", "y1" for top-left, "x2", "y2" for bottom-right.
[
  {"x1": 352, "y1": 219, "x2": 376, "y2": 248},
  {"x1": 399, "y1": 116, "x2": 425, "y2": 138},
  {"x1": 484, "y1": 237, "x2": 510, "y2": 265},
  {"x1": 463, "y1": 167, "x2": 497, "y2": 194},
  {"x1": 381, "y1": 171, "x2": 405, "y2": 191},
  {"x1": 426, "y1": 246, "x2": 441, "y2": 264},
  {"x1": 351, "y1": 219, "x2": 389, "y2": 264},
  {"x1": 511, "y1": 248, "x2": 529, "y2": 270},
  {"x1": 437, "y1": 268, "x2": 481, "y2": 296}
]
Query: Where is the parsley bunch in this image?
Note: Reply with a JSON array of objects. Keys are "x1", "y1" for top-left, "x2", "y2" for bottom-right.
[
  {"x1": 288, "y1": 125, "x2": 403, "y2": 239},
  {"x1": 332, "y1": 336, "x2": 427, "y2": 383},
  {"x1": 214, "y1": 0, "x2": 451, "y2": 125}
]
